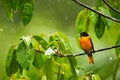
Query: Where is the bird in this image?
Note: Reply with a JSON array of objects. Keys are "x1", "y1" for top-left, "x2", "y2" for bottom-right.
[{"x1": 79, "y1": 32, "x2": 94, "y2": 64}]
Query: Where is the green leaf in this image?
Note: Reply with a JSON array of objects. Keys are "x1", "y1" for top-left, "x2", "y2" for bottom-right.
[
  {"x1": 92, "y1": 74, "x2": 101, "y2": 80},
  {"x1": 32, "y1": 35, "x2": 48, "y2": 50},
  {"x1": 19, "y1": 0, "x2": 34, "y2": 26},
  {"x1": 32, "y1": 52, "x2": 44, "y2": 69},
  {"x1": 59, "y1": 73, "x2": 65, "y2": 80},
  {"x1": 4, "y1": 0, "x2": 19, "y2": 21},
  {"x1": 51, "y1": 32, "x2": 72, "y2": 54},
  {"x1": 99, "y1": 7, "x2": 112, "y2": 29},
  {"x1": 115, "y1": 35, "x2": 120, "y2": 58},
  {"x1": 68, "y1": 57, "x2": 78, "y2": 80},
  {"x1": 76, "y1": 9, "x2": 90, "y2": 34},
  {"x1": 17, "y1": 41, "x2": 34, "y2": 70},
  {"x1": 95, "y1": 0, "x2": 102, "y2": 9},
  {"x1": 6, "y1": 45, "x2": 20, "y2": 77},
  {"x1": 44, "y1": 58, "x2": 54, "y2": 80},
  {"x1": 4, "y1": 0, "x2": 14, "y2": 21},
  {"x1": 89, "y1": 10, "x2": 98, "y2": 27},
  {"x1": 94, "y1": 16, "x2": 105, "y2": 39}
]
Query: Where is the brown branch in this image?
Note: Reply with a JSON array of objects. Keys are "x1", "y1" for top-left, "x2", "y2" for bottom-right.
[
  {"x1": 102, "y1": 0, "x2": 120, "y2": 14},
  {"x1": 35, "y1": 45, "x2": 120, "y2": 57},
  {"x1": 72, "y1": 0, "x2": 120, "y2": 23}
]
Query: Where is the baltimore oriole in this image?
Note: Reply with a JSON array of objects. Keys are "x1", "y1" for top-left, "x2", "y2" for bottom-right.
[{"x1": 79, "y1": 32, "x2": 94, "y2": 64}]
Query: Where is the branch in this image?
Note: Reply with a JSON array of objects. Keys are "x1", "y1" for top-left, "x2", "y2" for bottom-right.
[
  {"x1": 35, "y1": 45, "x2": 120, "y2": 57},
  {"x1": 73, "y1": 0, "x2": 120, "y2": 23},
  {"x1": 102, "y1": 0, "x2": 120, "y2": 14}
]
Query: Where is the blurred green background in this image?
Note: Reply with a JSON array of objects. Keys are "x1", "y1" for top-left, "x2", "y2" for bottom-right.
[{"x1": 0, "y1": 0, "x2": 120, "y2": 80}]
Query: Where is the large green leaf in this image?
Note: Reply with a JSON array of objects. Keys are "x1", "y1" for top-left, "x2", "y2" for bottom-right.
[
  {"x1": 115, "y1": 35, "x2": 120, "y2": 58},
  {"x1": 89, "y1": 10, "x2": 98, "y2": 27},
  {"x1": 4, "y1": 0, "x2": 18, "y2": 21},
  {"x1": 59, "y1": 73, "x2": 65, "y2": 80},
  {"x1": 48, "y1": 32, "x2": 72, "y2": 54},
  {"x1": 94, "y1": 16, "x2": 105, "y2": 39},
  {"x1": 99, "y1": 7, "x2": 112, "y2": 29},
  {"x1": 6, "y1": 45, "x2": 20, "y2": 77},
  {"x1": 44, "y1": 58, "x2": 54, "y2": 80},
  {"x1": 32, "y1": 52, "x2": 44, "y2": 69},
  {"x1": 19, "y1": 0, "x2": 34, "y2": 26},
  {"x1": 17, "y1": 41, "x2": 34, "y2": 70},
  {"x1": 95, "y1": 0, "x2": 102, "y2": 10},
  {"x1": 56, "y1": 32, "x2": 72, "y2": 53},
  {"x1": 68, "y1": 57, "x2": 78, "y2": 80},
  {"x1": 48, "y1": 32, "x2": 78, "y2": 79},
  {"x1": 32, "y1": 35, "x2": 48, "y2": 50},
  {"x1": 76, "y1": 9, "x2": 90, "y2": 34}
]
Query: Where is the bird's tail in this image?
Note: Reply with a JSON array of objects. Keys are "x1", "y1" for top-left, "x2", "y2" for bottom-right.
[{"x1": 88, "y1": 55, "x2": 94, "y2": 64}]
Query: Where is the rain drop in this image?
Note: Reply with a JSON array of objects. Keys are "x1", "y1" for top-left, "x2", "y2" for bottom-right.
[
  {"x1": 109, "y1": 57, "x2": 112, "y2": 60},
  {"x1": 0, "y1": 28, "x2": 3, "y2": 32}
]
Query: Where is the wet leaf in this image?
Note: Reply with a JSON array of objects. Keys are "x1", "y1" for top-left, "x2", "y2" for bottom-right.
[
  {"x1": 76, "y1": 9, "x2": 90, "y2": 34},
  {"x1": 17, "y1": 41, "x2": 34, "y2": 70},
  {"x1": 48, "y1": 32, "x2": 72, "y2": 54},
  {"x1": 95, "y1": 0, "x2": 102, "y2": 9},
  {"x1": 6, "y1": 45, "x2": 20, "y2": 77},
  {"x1": 19, "y1": 0, "x2": 34, "y2": 26},
  {"x1": 57, "y1": 32, "x2": 72, "y2": 53},
  {"x1": 115, "y1": 35, "x2": 120, "y2": 58},
  {"x1": 32, "y1": 52, "x2": 44, "y2": 69},
  {"x1": 68, "y1": 57, "x2": 78, "y2": 80},
  {"x1": 32, "y1": 35, "x2": 48, "y2": 50},
  {"x1": 99, "y1": 7, "x2": 112, "y2": 29},
  {"x1": 59, "y1": 73, "x2": 65, "y2": 80},
  {"x1": 4, "y1": 0, "x2": 15, "y2": 21},
  {"x1": 89, "y1": 10, "x2": 98, "y2": 27},
  {"x1": 53, "y1": 32, "x2": 72, "y2": 54},
  {"x1": 94, "y1": 16, "x2": 105, "y2": 39},
  {"x1": 44, "y1": 58, "x2": 54, "y2": 80}
]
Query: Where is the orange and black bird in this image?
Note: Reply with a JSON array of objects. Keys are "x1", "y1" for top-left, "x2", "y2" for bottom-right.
[{"x1": 79, "y1": 32, "x2": 94, "y2": 64}]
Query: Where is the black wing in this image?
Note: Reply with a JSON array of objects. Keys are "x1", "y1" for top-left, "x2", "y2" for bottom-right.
[{"x1": 90, "y1": 38, "x2": 94, "y2": 53}]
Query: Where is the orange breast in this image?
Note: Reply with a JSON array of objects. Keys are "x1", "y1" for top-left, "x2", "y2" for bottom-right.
[{"x1": 80, "y1": 37, "x2": 92, "y2": 52}]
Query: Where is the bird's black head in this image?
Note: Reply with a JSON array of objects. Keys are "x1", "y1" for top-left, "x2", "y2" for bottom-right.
[{"x1": 80, "y1": 32, "x2": 89, "y2": 37}]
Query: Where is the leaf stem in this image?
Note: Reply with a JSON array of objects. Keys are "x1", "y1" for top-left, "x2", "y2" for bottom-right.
[
  {"x1": 72, "y1": 0, "x2": 120, "y2": 23},
  {"x1": 102, "y1": 0, "x2": 120, "y2": 14}
]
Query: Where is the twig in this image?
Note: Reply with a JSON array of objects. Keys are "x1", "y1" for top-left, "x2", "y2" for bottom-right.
[
  {"x1": 102, "y1": 0, "x2": 120, "y2": 14},
  {"x1": 35, "y1": 45, "x2": 120, "y2": 57},
  {"x1": 72, "y1": 0, "x2": 120, "y2": 23}
]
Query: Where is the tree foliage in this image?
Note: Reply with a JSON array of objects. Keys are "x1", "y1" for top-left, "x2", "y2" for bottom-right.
[
  {"x1": 3, "y1": 0, "x2": 34, "y2": 26},
  {"x1": 5, "y1": 0, "x2": 120, "y2": 80},
  {"x1": 6, "y1": 32, "x2": 78, "y2": 80}
]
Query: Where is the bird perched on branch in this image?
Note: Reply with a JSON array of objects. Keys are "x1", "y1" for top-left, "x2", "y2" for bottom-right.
[{"x1": 79, "y1": 32, "x2": 94, "y2": 64}]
